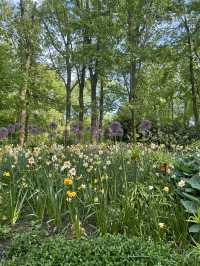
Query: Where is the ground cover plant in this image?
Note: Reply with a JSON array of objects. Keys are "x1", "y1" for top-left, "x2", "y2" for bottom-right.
[
  {"x1": 1, "y1": 232, "x2": 199, "y2": 266},
  {"x1": 1, "y1": 0, "x2": 200, "y2": 264}
]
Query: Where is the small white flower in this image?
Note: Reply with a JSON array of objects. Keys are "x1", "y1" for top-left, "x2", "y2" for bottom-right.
[
  {"x1": 177, "y1": 180, "x2": 185, "y2": 188},
  {"x1": 83, "y1": 162, "x2": 89, "y2": 168},
  {"x1": 148, "y1": 185, "x2": 154, "y2": 191},
  {"x1": 159, "y1": 223, "x2": 166, "y2": 229},
  {"x1": 28, "y1": 157, "x2": 35, "y2": 165},
  {"x1": 54, "y1": 164, "x2": 59, "y2": 170},
  {"x1": 79, "y1": 153, "x2": 84, "y2": 159},
  {"x1": 150, "y1": 143, "x2": 157, "y2": 149},
  {"x1": 94, "y1": 197, "x2": 99, "y2": 203},
  {"x1": 69, "y1": 167, "x2": 76, "y2": 176},
  {"x1": 61, "y1": 161, "x2": 71, "y2": 171},
  {"x1": 106, "y1": 160, "x2": 111, "y2": 166},
  {"x1": 52, "y1": 155, "x2": 57, "y2": 162}
]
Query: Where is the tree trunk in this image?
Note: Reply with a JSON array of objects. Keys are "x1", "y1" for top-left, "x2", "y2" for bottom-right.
[
  {"x1": 127, "y1": 6, "x2": 137, "y2": 143},
  {"x1": 184, "y1": 17, "x2": 199, "y2": 127},
  {"x1": 19, "y1": 0, "x2": 31, "y2": 146},
  {"x1": 78, "y1": 65, "x2": 86, "y2": 141},
  {"x1": 183, "y1": 99, "x2": 188, "y2": 127},
  {"x1": 19, "y1": 84, "x2": 28, "y2": 146},
  {"x1": 65, "y1": 63, "x2": 72, "y2": 144},
  {"x1": 75, "y1": 0, "x2": 86, "y2": 142},
  {"x1": 129, "y1": 62, "x2": 137, "y2": 143},
  {"x1": 89, "y1": 68, "x2": 98, "y2": 143},
  {"x1": 171, "y1": 96, "x2": 174, "y2": 122},
  {"x1": 99, "y1": 79, "x2": 104, "y2": 141}
]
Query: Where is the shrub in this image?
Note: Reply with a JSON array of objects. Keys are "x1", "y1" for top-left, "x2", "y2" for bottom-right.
[{"x1": 1, "y1": 231, "x2": 198, "y2": 266}]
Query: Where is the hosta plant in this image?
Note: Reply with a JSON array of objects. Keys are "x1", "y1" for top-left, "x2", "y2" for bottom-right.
[{"x1": 170, "y1": 150, "x2": 200, "y2": 233}]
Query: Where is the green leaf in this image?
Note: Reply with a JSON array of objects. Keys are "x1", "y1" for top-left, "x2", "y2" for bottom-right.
[
  {"x1": 182, "y1": 192, "x2": 200, "y2": 204},
  {"x1": 187, "y1": 176, "x2": 200, "y2": 190},
  {"x1": 181, "y1": 200, "x2": 198, "y2": 214},
  {"x1": 189, "y1": 224, "x2": 200, "y2": 233}
]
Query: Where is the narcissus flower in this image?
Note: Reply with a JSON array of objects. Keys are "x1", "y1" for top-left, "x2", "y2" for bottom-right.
[
  {"x1": 69, "y1": 168, "x2": 76, "y2": 176},
  {"x1": 64, "y1": 178, "x2": 73, "y2": 185},
  {"x1": 159, "y1": 222, "x2": 166, "y2": 229},
  {"x1": 66, "y1": 190, "x2": 77, "y2": 198},
  {"x1": 28, "y1": 157, "x2": 35, "y2": 165},
  {"x1": 163, "y1": 186, "x2": 170, "y2": 193},
  {"x1": 177, "y1": 180, "x2": 185, "y2": 188},
  {"x1": 3, "y1": 171, "x2": 10, "y2": 177}
]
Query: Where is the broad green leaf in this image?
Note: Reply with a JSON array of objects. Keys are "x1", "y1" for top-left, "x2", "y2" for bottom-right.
[
  {"x1": 187, "y1": 176, "x2": 200, "y2": 190},
  {"x1": 181, "y1": 200, "x2": 198, "y2": 214},
  {"x1": 189, "y1": 224, "x2": 200, "y2": 233}
]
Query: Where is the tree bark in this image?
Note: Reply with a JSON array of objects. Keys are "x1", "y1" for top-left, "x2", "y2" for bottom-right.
[
  {"x1": 19, "y1": 0, "x2": 31, "y2": 146},
  {"x1": 89, "y1": 67, "x2": 98, "y2": 143},
  {"x1": 127, "y1": 6, "x2": 137, "y2": 143},
  {"x1": 65, "y1": 62, "x2": 72, "y2": 144},
  {"x1": 77, "y1": 65, "x2": 86, "y2": 141},
  {"x1": 183, "y1": 99, "x2": 188, "y2": 127},
  {"x1": 99, "y1": 79, "x2": 104, "y2": 140},
  {"x1": 184, "y1": 17, "x2": 199, "y2": 127}
]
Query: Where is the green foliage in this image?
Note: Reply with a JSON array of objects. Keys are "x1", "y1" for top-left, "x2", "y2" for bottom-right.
[
  {"x1": 170, "y1": 150, "x2": 200, "y2": 233},
  {"x1": 0, "y1": 144, "x2": 189, "y2": 246},
  {"x1": 0, "y1": 225, "x2": 12, "y2": 240},
  {"x1": 1, "y1": 232, "x2": 197, "y2": 266}
]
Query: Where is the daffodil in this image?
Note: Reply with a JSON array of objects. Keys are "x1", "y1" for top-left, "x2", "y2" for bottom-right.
[
  {"x1": 163, "y1": 186, "x2": 170, "y2": 193},
  {"x1": 3, "y1": 171, "x2": 10, "y2": 177},
  {"x1": 66, "y1": 190, "x2": 77, "y2": 198},
  {"x1": 64, "y1": 178, "x2": 73, "y2": 185}
]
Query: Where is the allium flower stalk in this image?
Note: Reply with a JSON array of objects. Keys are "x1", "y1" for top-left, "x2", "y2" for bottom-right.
[
  {"x1": 108, "y1": 121, "x2": 124, "y2": 138},
  {"x1": 139, "y1": 120, "x2": 152, "y2": 132},
  {"x1": 49, "y1": 122, "x2": 57, "y2": 130},
  {"x1": 0, "y1": 127, "x2": 9, "y2": 139}
]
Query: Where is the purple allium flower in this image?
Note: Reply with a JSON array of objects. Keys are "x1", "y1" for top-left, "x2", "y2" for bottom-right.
[
  {"x1": 0, "y1": 127, "x2": 9, "y2": 139},
  {"x1": 14, "y1": 123, "x2": 21, "y2": 130},
  {"x1": 72, "y1": 124, "x2": 80, "y2": 135},
  {"x1": 49, "y1": 122, "x2": 57, "y2": 130},
  {"x1": 7, "y1": 124, "x2": 16, "y2": 134},
  {"x1": 139, "y1": 120, "x2": 152, "y2": 132},
  {"x1": 108, "y1": 121, "x2": 124, "y2": 137},
  {"x1": 30, "y1": 127, "x2": 39, "y2": 135}
]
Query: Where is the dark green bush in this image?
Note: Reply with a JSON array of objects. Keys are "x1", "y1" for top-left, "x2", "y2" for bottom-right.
[{"x1": 1, "y1": 231, "x2": 198, "y2": 266}]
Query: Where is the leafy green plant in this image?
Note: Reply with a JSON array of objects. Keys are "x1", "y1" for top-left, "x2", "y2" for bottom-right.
[
  {"x1": 0, "y1": 225, "x2": 12, "y2": 240},
  {"x1": 170, "y1": 150, "x2": 200, "y2": 233},
  {"x1": 2, "y1": 232, "x2": 197, "y2": 266}
]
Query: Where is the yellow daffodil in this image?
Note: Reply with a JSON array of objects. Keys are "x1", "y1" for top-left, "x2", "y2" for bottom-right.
[
  {"x1": 3, "y1": 171, "x2": 10, "y2": 177},
  {"x1": 64, "y1": 178, "x2": 73, "y2": 185},
  {"x1": 66, "y1": 190, "x2": 77, "y2": 198}
]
